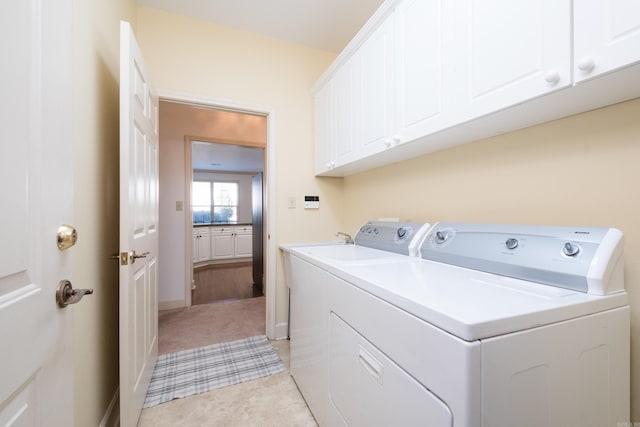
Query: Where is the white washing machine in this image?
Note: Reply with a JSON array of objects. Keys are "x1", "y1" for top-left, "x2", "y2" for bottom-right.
[
  {"x1": 281, "y1": 221, "x2": 432, "y2": 425},
  {"x1": 283, "y1": 222, "x2": 630, "y2": 426}
]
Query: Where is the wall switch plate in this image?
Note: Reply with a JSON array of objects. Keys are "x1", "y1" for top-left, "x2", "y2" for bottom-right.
[
  {"x1": 304, "y1": 196, "x2": 320, "y2": 209},
  {"x1": 176, "y1": 201, "x2": 183, "y2": 211},
  {"x1": 287, "y1": 196, "x2": 296, "y2": 209}
]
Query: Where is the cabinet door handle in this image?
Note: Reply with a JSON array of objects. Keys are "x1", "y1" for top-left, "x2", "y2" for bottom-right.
[
  {"x1": 544, "y1": 70, "x2": 560, "y2": 84},
  {"x1": 577, "y1": 57, "x2": 595, "y2": 72}
]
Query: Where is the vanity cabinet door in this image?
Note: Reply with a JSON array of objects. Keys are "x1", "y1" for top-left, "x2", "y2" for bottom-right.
[
  {"x1": 211, "y1": 227, "x2": 234, "y2": 259},
  {"x1": 193, "y1": 227, "x2": 211, "y2": 263},
  {"x1": 192, "y1": 229, "x2": 199, "y2": 263},
  {"x1": 233, "y1": 226, "x2": 253, "y2": 257},
  {"x1": 196, "y1": 227, "x2": 210, "y2": 262}
]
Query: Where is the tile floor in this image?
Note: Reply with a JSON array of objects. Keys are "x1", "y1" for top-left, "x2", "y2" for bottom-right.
[
  {"x1": 138, "y1": 296, "x2": 317, "y2": 426},
  {"x1": 138, "y1": 340, "x2": 317, "y2": 427}
]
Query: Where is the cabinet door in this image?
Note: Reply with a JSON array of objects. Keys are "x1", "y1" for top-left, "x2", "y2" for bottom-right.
[
  {"x1": 333, "y1": 54, "x2": 362, "y2": 167},
  {"x1": 360, "y1": 11, "x2": 396, "y2": 157},
  {"x1": 455, "y1": 0, "x2": 571, "y2": 121},
  {"x1": 314, "y1": 79, "x2": 335, "y2": 175},
  {"x1": 574, "y1": 0, "x2": 640, "y2": 83},
  {"x1": 192, "y1": 229, "x2": 199, "y2": 263},
  {"x1": 234, "y1": 228, "x2": 253, "y2": 257},
  {"x1": 211, "y1": 227, "x2": 234, "y2": 259},
  {"x1": 197, "y1": 227, "x2": 211, "y2": 262},
  {"x1": 395, "y1": 0, "x2": 454, "y2": 143}
]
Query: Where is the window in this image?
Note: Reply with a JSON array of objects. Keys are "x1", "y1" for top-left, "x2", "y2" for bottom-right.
[
  {"x1": 213, "y1": 182, "x2": 238, "y2": 223},
  {"x1": 192, "y1": 181, "x2": 212, "y2": 223},
  {"x1": 192, "y1": 181, "x2": 238, "y2": 224}
]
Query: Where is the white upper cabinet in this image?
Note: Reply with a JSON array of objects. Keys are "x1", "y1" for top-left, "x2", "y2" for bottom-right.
[
  {"x1": 455, "y1": 0, "x2": 572, "y2": 120},
  {"x1": 574, "y1": 0, "x2": 640, "y2": 83},
  {"x1": 312, "y1": 0, "x2": 640, "y2": 177},
  {"x1": 360, "y1": 12, "x2": 396, "y2": 156},
  {"x1": 314, "y1": 79, "x2": 334, "y2": 175},
  {"x1": 333, "y1": 53, "x2": 362, "y2": 167},
  {"x1": 395, "y1": 0, "x2": 455, "y2": 143}
]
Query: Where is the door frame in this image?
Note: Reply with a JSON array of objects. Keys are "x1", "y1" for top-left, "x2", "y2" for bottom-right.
[{"x1": 159, "y1": 90, "x2": 277, "y2": 339}]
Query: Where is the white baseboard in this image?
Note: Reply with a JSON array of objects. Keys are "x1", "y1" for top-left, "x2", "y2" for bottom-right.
[
  {"x1": 99, "y1": 387, "x2": 119, "y2": 427},
  {"x1": 275, "y1": 322, "x2": 289, "y2": 340},
  {"x1": 159, "y1": 299, "x2": 185, "y2": 311}
]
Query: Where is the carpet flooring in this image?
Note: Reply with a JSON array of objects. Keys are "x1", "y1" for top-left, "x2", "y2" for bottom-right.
[
  {"x1": 144, "y1": 335, "x2": 286, "y2": 408},
  {"x1": 158, "y1": 296, "x2": 266, "y2": 355}
]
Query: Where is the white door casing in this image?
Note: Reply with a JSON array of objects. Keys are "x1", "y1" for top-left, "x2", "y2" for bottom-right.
[
  {"x1": 119, "y1": 21, "x2": 159, "y2": 427},
  {"x1": 0, "y1": 0, "x2": 74, "y2": 425}
]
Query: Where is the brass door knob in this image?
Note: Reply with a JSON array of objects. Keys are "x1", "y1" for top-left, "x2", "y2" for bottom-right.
[{"x1": 57, "y1": 224, "x2": 77, "y2": 250}]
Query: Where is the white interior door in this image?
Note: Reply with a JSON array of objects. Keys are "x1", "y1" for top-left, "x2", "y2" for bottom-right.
[
  {"x1": 0, "y1": 0, "x2": 74, "y2": 425},
  {"x1": 119, "y1": 21, "x2": 160, "y2": 427}
]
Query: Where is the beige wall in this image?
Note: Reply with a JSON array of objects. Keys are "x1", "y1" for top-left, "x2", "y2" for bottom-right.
[
  {"x1": 72, "y1": 0, "x2": 136, "y2": 425},
  {"x1": 136, "y1": 6, "x2": 341, "y2": 330},
  {"x1": 342, "y1": 97, "x2": 640, "y2": 420}
]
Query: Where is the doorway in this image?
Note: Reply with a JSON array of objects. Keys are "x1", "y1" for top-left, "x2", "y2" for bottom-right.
[
  {"x1": 191, "y1": 141, "x2": 264, "y2": 304},
  {"x1": 157, "y1": 95, "x2": 277, "y2": 339}
]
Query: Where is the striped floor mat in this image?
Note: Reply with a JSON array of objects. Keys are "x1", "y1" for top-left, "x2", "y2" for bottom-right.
[{"x1": 143, "y1": 335, "x2": 286, "y2": 408}]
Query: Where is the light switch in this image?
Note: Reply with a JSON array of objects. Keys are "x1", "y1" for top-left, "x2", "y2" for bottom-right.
[
  {"x1": 287, "y1": 197, "x2": 296, "y2": 209},
  {"x1": 176, "y1": 201, "x2": 183, "y2": 211}
]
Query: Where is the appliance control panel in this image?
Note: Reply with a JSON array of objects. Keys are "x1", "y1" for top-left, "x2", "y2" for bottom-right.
[
  {"x1": 354, "y1": 221, "x2": 431, "y2": 256},
  {"x1": 420, "y1": 222, "x2": 625, "y2": 295}
]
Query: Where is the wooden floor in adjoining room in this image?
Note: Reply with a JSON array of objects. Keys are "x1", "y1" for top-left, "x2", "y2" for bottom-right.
[{"x1": 192, "y1": 261, "x2": 263, "y2": 305}]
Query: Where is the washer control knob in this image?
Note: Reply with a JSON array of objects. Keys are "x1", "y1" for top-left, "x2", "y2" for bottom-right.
[
  {"x1": 397, "y1": 227, "x2": 407, "y2": 239},
  {"x1": 505, "y1": 238, "x2": 519, "y2": 250},
  {"x1": 563, "y1": 242, "x2": 580, "y2": 257},
  {"x1": 434, "y1": 230, "x2": 450, "y2": 244}
]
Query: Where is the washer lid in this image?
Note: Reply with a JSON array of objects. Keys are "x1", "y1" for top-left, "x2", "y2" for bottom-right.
[
  {"x1": 281, "y1": 243, "x2": 419, "y2": 267},
  {"x1": 336, "y1": 259, "x2": 628, "y2": 341}
]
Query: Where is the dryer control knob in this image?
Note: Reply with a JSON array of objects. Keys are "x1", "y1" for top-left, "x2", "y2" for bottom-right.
[
  {"x1": 505, "y1": 238, "x2": 519, "y2": 250},
  {"x1": 397, "y1": 227, "x2": 407, "y2": 239},
  {"x1": 434, "y1": 230, "x2": 450, "y2": 244},
  {"x1": 563, "y1": 242, "x2": 580, "y2": 257}
]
